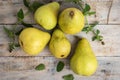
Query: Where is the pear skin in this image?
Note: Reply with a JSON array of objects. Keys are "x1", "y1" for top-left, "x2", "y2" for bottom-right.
[
  {"x1": 19, "y1": 28, "x2": 51, "y2": 55},
  {"x1": 58, "y1": 8, "x2": 84, "y2": 34},
  {"x1": 34, "y1": 2, "x2": 60, "y2": 30},
  {"x1": 70, "y1": 38, "x2": 98, "y2": 76},
  {"x1": 49, "y1": 29, "x2": 71, "y2": 58}
]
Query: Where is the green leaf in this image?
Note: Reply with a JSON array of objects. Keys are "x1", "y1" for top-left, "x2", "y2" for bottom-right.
[
  {"x1": 23, "y1": 0, "x2": 43, "y2": 13},
  {"x1": 56, "y1": 61, "x2": 65, "y2": 72},
  {"x1": 31, "y1": 1, "x2": 43, "y2": 12},
  {"x1": 82, "y1": 22, "x2": 99, "y2": 33},
  {"x1": 35, "y1": 64, "x2": 45, "y2": 70},
  {"x1": 21, "y1": 21, "x2": 33, "y2": 27},
  {"x1": 17, "y1": 9, "x2": 24, "y2": 20},
  {"x1": 9, "y1": 43, "x2": 15, "y2": 52},
  {"x1": 82, "y1": 25, "x2": 93, "y2": 33},
  {"x1": 14, "y1": 43, "x2": 20, "y2": 47},
  {"x1": 98, "y1": 35, "x2": 103, "y2": 41},
  {"x1": 83, "y1": 4, "x2": 91, "y2": 15},
  {"x1": 87, "y1": 11, "x2": 96, "y2": 16},
  {"x1": 92, "y1": 36, "x2": 96, "y2": 41},
  {"x1": 15, "y1": 28, "x2": 23, "y2": 36},
  {"x1": 3, "y1": 26, "x2": 14, "y2": 38},
  {"x1": 23, "y1": 0, "x2": 30, "y2": 8},
  {"x1": 65, "y1": 0, "x2": 80, "y2": 3},
  {"x1": 63, "y1": 74, "x2": 74, "y2": 80},
  {"x1": 96, "y1": 29, "x2": 100, "y2": 35},
  {"x1": 8, "y1": 43, "x2": 20, "y2": 52}
]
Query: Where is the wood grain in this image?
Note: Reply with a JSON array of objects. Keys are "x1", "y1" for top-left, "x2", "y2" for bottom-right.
[
  {"x1": 0, "y1": 24, "x2": 120, "y2": 56},
  {"x1": 0, "y1": 57, "x2": 120, "y2": 80},
  {"x1": 0, "y1": 0, "x2": 120, "y2": 80},
  {"x1": 108, "y1": 0, "x2": 120, "y2": 24},
  {"x1": 0, "y1": 0, "x2": 118, "y2": 24}
]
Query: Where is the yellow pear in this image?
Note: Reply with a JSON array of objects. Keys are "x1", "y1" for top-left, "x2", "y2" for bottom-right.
[
  {"x1": 58, "y1": 8, "x2": 84, "y2": 34},
  {"x1": 34, "y1": 2, "x2": 60, "y2": 30},
  {"x1": 70, "y1": 38, "x2": 98, "y2": 76},
  {"x1": 49, "y1": 29, "x2": 71, "y2": 58},
  {"x1": 19, "y1": 28, "x2": 51, "y2": 55}
]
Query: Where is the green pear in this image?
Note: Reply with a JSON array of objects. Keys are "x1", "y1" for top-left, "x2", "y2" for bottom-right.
[
  {"x1": 70, "y1": 38, "x2": 98, "y2": 76},
  {"x1": 34, "y1": 2, "x2": 60, "y2": 30},
  {"x1": 49, "y1": 29, "x2": 71, "y2": 58},
  {"x1": 58, "y1": 8, "x2": 84, "y2": 34},
  {"x1": 19, "y1": 28, "x2": 51, "y2": 55}
]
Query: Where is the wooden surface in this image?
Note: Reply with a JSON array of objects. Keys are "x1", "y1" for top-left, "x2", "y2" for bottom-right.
[{"x1": 0, "y1": 0, "x2": 120, "y2": 80}]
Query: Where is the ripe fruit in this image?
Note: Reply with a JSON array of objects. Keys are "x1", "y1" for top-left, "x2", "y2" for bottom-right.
[
  {"x1": 49, "y1": 29, "x2": 71, "y2": 58},
  {"x1": 19, "y1": 28, "x2": 51, "y2": 55},
  {"x1": 58, "y1": 8, "x2": 84, "y2": 34},
  {"x1": 70, "y1": 38, "x2": 98, "y2": 76},
  {"x1": 34, "y1": 2, "x2": 60, "y2": 30}
]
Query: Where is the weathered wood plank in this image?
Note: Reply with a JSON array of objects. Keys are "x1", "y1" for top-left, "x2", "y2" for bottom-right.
[
  {"x1": 0, "y1": 24, "x2": 120, "y2": 56},
  {"x1": 108, "y1": 0, "x2": 120, "y2": 24},
  {"x1": 0, "y1": 57, "x2": 120, "y2": 80},
  {"x1": 0, "y1": 0, "x2": 116, "y2": 24},
  {"x1": 86, "y1": 0, "x2": 112, "y2": 24}
]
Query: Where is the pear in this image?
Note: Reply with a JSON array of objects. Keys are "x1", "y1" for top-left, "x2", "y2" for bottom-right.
[
  {"x1": 34, "y1": 2, "x2": 60, "y2": 30},
  {"x1": 58, "y1": 8, "x2": 84, "y2": 34},
  {"x1": 49, "y1": 29, "x2": 71, "y2": 58},
  {"x1": 70, "y1": 38, "x2": 98, "y2": 76},
  {"x1": 19, "y1": 28, "x2": 51, "y2": 55}
]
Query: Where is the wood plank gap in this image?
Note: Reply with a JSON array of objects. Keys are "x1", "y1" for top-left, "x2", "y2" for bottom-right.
[
  {"x1": 0, "y1": 55, "x2": 120, "y2": 59},
  {"x1": 1, "y1": 24, "x2": 120, "y2": 26},
  {"x1": 107, "y1": 0, "x2": 113, "y2": 24}
]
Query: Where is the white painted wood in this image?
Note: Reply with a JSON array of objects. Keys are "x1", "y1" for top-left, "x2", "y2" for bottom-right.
[
  {"x1": 108, "y1": 0, "x2": 120, "y2": 24},
  {"x1": 0, "y1": 25, "x2": 120, "y2": 56},
  {"x1": 86, "y1": 0, "x2": 112, "y2": 24},
  {"x1": 0, "y1": 0, "x2": 117, "y2": 24},
  {"x1": 0, "y1": 57, "x2": 120, "y2": 80},
  {"x1": 0, "y1": 0, "x2": 120, "y2": 80}
]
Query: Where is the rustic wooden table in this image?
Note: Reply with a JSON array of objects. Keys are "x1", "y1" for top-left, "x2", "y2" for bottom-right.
[{"x1": 0, "y1": 0, "x2": 120, "y2": 80}]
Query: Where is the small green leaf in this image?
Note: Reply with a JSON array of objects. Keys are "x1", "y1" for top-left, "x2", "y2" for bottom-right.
[
  {"x1": 17, "y1": 9, "x2": 24, "y2": 20},
  {"x1": 83, "y1": 4, "x2": 91, "y2": 15},
  {"x1": 23, "y1": 0, "x2": 30, "y2": 8},
  {"x1": 31, "y1": 1, "x2": 43, "y2": 12},
  {"x1": 96, "y1": 29, "x2": 100, "y2": 35},
  {"x1": 98, "y1": 35, "x2": 103, "y2": 41},
  {"x1": 3, "y1": 26, "x2": 14, "y2": 38},
  {"x1": 92, "y1": 36, "x2": 96, "y2": 41},
  {"x1": 65, "y1": 0, "x2": 80, "y2": 3},
  {"x1": 15, "y1": 28, "x2": 23, "y2": 35},
  {"x1": 35, "y1": 64, "x2": 45, "y2": 70},
  {"x1": 21, "y1": 21, "x2": 33, "y2": 27},
  {"x1": 14, "y1": 43, "x2": 20, "y2": 47},
  {"x1": 9, "y1": 43, "x2": 15, "y2": 52},
  {"x1": 87, "y1": 11, "x2": 96, "y2": 16},
  {"x1": 56, "y1": 61, "x2": 65, "y2": 72},
  {"x1": 63, "y1": 74, "x2": 74, "y2": 80},
  {"x1": 82, "y1": 25, "x2": 93, "y2": 33},
  {"x1": 23, "y1": 0, "x2": 43, "y2": 13},
  {"x1": 82, "y1": 22, "x2": 99, "y2": 33}
]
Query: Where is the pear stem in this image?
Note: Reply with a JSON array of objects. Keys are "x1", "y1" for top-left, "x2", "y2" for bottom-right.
[{"x1": 69, "y1": 11, "x2": 74, "y2": 18}]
